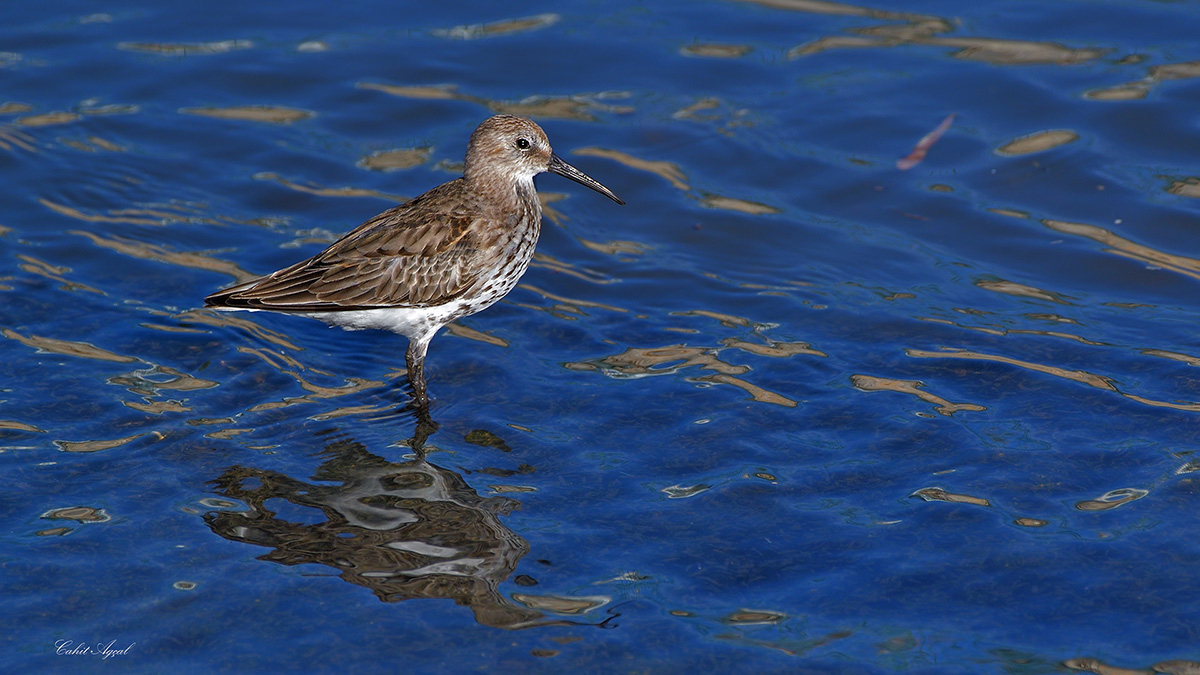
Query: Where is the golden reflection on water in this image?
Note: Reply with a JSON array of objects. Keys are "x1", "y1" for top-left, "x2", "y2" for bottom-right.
[
  {"x1": 851, "y1": 374, "x2": 985, "y2": 416},
  {"x1": 1086, "y1": 60, "x2": 1200, "y2": 101},
  {"x1": 17, "y1": 254, "x2": 105, "y2": 295},
  {"x1": 0, "y1": 124, "x2": 37, "y2": 152},
  {"x1": 118, "y1": 40, "x2": 254, "y2": 55},
  {"x1": 432, "y1": 13, "x2": 560, "y2": 40},
  {"x1": 975, "y1": 279, "x2": 1071, "y2": 304},
  {"x1": 356, "y1": 82, "x2": 631, "y2": 122},
  {"x1": 358, "y1": 147, "x2": 432, "y2": 172},
  {"x1": 203, "y1": 434, "x2": 604, "y2": 629},
  {"x1": 179, "y1": 106, "x2": 314, "y2": 124},
  {"x1": 1165, "y1": 178, "x2": 1200, "y2": 199},
  {"x1": 42, "y1": 198, "x2": 214, "y2": 227},
  {"x1": 995, "y1": 130, "x2": 1079, "y2": 156},
  {"x1": 575, "y1": 144, "x2": 777, "y2": 215},
  {"x1": 73, "y1": 230, "x2": 258, "y2": 283},
  {"x1": 907, "y1": 348, "x2": 1200, "y2": 413},
  {"x1": 1074, "y1": 488, "x2": 1148, "y2": 512},
  {"x1": 36, "y1": 505, "x2": 111, "y2": 536},
  {"x1": 567, "y1": 331, "x2": 824, "y2": 408},
  {"x1": 1064, "y1": 657, "x2": 1200, "y2": 675},
  {"x1": 252, "y1": 172, "x2": 405, "y2": 202},
  {"x1": 574, "y1": 148, "x2": 690, "y2": 191},
  {"x1": 751, "y1": 0, "x2": 1108, "y2": 66},
  {"x1": 911, "y1": 487, "x2": 991, "y2": 507},
  {"x1": 1042, "y1": 218, "x2": 1200, "y2": 283},
  {"x1": 680, "y1": 43, "x2": 754, "y2": 59},
  {"x1": 54, "y1": 433, "x2": 153, "y2": 453},
  {"x1": 3, "y1": 328, "x2": 137, "y2": 363}
]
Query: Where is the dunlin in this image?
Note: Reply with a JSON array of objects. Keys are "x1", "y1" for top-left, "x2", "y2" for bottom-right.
[{"x1": 206, "y1": 114, "x2": 623, "y2": 409}]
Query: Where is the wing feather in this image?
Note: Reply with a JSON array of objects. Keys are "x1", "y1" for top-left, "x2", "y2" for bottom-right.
[{"x1": 205, "y1": 179, "x2": 485, "y2": 313}]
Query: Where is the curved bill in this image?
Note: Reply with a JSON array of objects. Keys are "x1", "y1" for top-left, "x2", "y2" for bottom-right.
[{"x1": 548, "y1": 153, "x2": 625, "y2": 205}]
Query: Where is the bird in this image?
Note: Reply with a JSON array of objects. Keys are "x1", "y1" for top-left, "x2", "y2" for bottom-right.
[{"x1": 205, "y1": 114, "x2": 624, "y2": 411}]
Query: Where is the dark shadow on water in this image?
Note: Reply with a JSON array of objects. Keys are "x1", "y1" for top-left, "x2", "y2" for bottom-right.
[{"x1": 202, "y1": 416, "x2": 612, "y2": 630}]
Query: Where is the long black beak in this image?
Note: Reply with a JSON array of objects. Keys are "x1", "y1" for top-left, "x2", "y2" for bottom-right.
[{"x1": 548, "y1": 153, "x2": 625, "y2": 205}]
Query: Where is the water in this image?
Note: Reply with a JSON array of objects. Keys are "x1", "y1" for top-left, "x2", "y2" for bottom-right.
[{"x1": 4, "y1": 0, "x2": 1200, "y2": 672}]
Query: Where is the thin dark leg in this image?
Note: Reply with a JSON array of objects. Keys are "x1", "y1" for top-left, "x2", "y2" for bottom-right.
[
  {"x1": 405, "y1": 336, "x2": 431, "y2": 410},
  {"x1": 404, "y1": 336, "x2": 437, "y2": 457}
]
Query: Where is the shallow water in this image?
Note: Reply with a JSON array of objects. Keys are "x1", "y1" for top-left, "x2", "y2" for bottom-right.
[{"x1": 4, "y1": 1, "x2": 1200, "y2": 672}]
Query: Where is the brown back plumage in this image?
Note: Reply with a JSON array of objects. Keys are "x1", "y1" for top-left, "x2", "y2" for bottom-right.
[{"x1": 206, "y1": 179, "x2": 496, "y2": 312}]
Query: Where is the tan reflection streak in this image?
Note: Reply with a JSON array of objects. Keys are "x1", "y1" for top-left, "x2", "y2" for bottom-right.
[
  {"x1": 681, "y1": 43, "x2": 753, "y2": 58},
  {"x1": 923, "y1": 38, "x2": 1105, "y2": 65},
  {"x1": 446, "y1": 322, "x2": 509, "y2": 347},
  {"x1": 567, "y1": 344, "x2": 797, "y2": 407},
  {"x1": 852, "y1": 374, "x2": 985, "y2": 415},
  {"x1": 88, "y1": 136, "x2": 125, "y2": 152},
  {"x1": 253, "y1": 172, "x2": 404, "y2": 202},
  {"x1": 774, "y1": 0, "x2": 1104, "y2": 67},
  {"x1": 511, "y1": 593, "x2": 608, "y2": 614},
  {"x1": 126, "y1": 400, "x2": 191, "y2": 414},
  {"x1": 0, "y1": 103, "x2": 33, "y2": 115},
  {"x1": 1075, "y1": 488, "x2": 1147, "y2": 512},
  {"x1": 1043, "y1": 218, "x2": 1200, "y2": 283},
  {"x1": 1166, "y1": 178, "x2": 1200, "y2": 198},
  {"x1": 3, "y1": 328, "x2": 137, "y2": 363},
  {"x1": 179, "y1": 106, "x2": 313, "y2": 124},
  {"x1": 673, "y1": 98, "x2": 721, "y2": 120},
  {"x1": 433, "y1": 13, "x2": 559, "y2": 39},
  {"x1": 118, "y1": 40, "x2": 254, "y2": 55},
  {"x1": 534, "y1": 191, "x2": 568, "y2": 226},
  {"x1": 0, "y1": 419, "x2": 44, "y2": 433},
  {"x1": 16, "y1": 112, "x2": 81, "y2": 127},
  {"x1": 237, "y1": 347, "x2": 382, "y2": 406},
  {"x1": 907, "y1": 348, "x2": 1200, "y2": 412},
  {"x1": 16, "y1": 254, "x2": 105, "y2": 295},
  {"x1": 575, "y1": 147, "x2": 689, "y2": 190},
  {"x1": 701, "y1": 194, "x2": 781, "y2": 215},
  {"x1": 918, "y1": 317, "x2": 1105, "y2": 346},
  {"x1": 0, "y1": 125, "x2": 37, "y2": 152},
  {"x1": 1086, "y1": 60, "x2": 1200, "y2": 101},
  {"x1": 517, "y1": 284, "x2": 629, "y2": 314},
  {"x1": 356, "y1": 82, "x2": 624, "y2": 121},
  {"x1": 55, "y1": 433, "x2": 147, "y2": 453},
  {"x1": 529, "y1": 252, "x2": 616, "y2": 284},
  {"x1": 72, "y1": 230, "x2": 257, "y2": 283},
  {"x1": 41, "y1": 198, "x2": 167, "y2": 226},
  {"x1": 912, "y1": 487, "x2": 991, "y2": 507},
  {"x1": 359, "y1": 147, "x2": 432, "y2": 171},
  {"x1": 310, "y1": 404, "x2": 396, "y2": 421},
  {"x1": 178, "y1": 310, "x2": 301, "y2": 352},
  {"x1": 673, "y1": 309, "x2": 752, "y2": 327},
  {"x1": 996, "y1": 129, "x2": 1078, "y2": 155},
  {"x1": 235, "y1": 345, "x2": 321, "y2": 374},
  {"x1": 579, "y1": 239, "x2": 648, "y2": 256},
  {"x1": 699, "y1": 373, "x2": 798, "y2": 406},
  {"x1": 1063, "y1": 658, "x2": 1155, "y2": 674},
  {"x1": 1142, "y1": 349, "x2": 1200, "y2": 367},
  {"x1": 732, "y1": 0, "x2": 936, "y2": 21},
  {"x1": 722, "y1": 337, "x2": 826, "y2": 358},
  {"x1": 976, "y1": 279, "x2": 1070, "y2": 304},
  {"x1": 1150, "y1": 659, "x2": 1200, "y2": 675},
  {"x1": 110, "y1": 365, "x2": 219, "y2": 393}
]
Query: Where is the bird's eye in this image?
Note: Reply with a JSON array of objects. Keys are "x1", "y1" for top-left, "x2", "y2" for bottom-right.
[{"x1": 516, "y1": 138, "x2": 531, "y2": 150}]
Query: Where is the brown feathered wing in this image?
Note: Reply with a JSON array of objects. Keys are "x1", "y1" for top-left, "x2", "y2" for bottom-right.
[{"x1": 205, "y1": 180, "x2": 482, "y2": 312}]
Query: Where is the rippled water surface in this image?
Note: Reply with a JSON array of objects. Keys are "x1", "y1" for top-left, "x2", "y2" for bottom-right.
[{"x1": 5, "y1": 1, "x2": 1200, "y2": 672}]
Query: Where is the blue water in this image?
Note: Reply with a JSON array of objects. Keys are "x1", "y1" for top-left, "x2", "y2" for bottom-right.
[{"x1": 4, "y1": 0, "x2": 1200, "y2": 672}]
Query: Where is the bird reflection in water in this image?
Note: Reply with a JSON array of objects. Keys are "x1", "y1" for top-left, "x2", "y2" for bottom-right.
[{"x1": 203, "y1": 423, "x2": 606, "y2": 629}]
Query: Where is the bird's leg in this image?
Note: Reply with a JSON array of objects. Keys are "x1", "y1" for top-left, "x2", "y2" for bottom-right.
[{"x1": 405, "y1": 336, "x2": 432, "y2": 410}]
